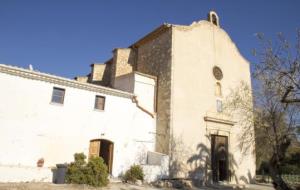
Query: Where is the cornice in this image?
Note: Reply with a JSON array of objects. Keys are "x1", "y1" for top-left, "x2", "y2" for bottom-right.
[
  {"x1": 204, "y1": 116, "x2": 236, "y2": 126},
  {"x1": 204, "y1": 111, "x2": 236, "y2": 126},
  {"x1": 129, "y1": 24, "x2": 172, "y2": 48},
  {"x1": 0, "y1": 64, "x2": 134, "y2": 99},
  {"x1": 134, "y1": 71, "x2": 157, "y2": 80}
]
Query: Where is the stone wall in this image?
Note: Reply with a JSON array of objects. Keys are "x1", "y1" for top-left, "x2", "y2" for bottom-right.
[
  {"x1": 75, "y1": 76, "x2": 88, "y2": 83},
  {"x1": 101, "y1": 59, "x2": 112, "y2": 86},
  {"x1": 87, "y1": 63, "x2": 112, "y2": 87},
  {"x1": 111, "y1": 48, "x2": 136, "y2": 87},
  {"x1": 90, "y1": 64, "x2": 106, "y2": 83},
  {"x1": 75, "y1": 62, "x2": 112, "y2": 87},
  {"x1": 136, "y1": 28, "x2": 173, "y2": 154}
]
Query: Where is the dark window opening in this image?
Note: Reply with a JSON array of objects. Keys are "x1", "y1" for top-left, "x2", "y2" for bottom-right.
[
  {"x1": 89, "y1": 139, "x2": 114, "y2": 174},
  {"x1": 51, "y1": 87, "x2": 65, "y2": 104},
  {"x1": 94, "y1": 95, "x2": 105, "y2": 110},
  {"x1": 212, "y1": 14, "x2": 218, "y2": 26},
  {"x1": 211, "y1": 135, "x2": 229, "y2": 182}
]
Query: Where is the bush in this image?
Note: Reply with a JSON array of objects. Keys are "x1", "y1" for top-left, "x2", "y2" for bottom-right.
[
  {"x1": 65, "y1": 153, "x2": 109, "y2": 187},
  {"x1": 280, "y1": 164, "x2": 300, "y2": 175},
  {"x1": 123, "y1": 165, "x2": 144, "y2": 183}
]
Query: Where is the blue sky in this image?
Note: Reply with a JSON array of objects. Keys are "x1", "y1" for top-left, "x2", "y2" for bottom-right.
[{"x1": 0, "y1": 0, "x2": 300, "y2": 78}]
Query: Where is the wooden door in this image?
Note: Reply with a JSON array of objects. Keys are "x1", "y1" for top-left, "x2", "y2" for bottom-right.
[
  {"x1": 108, "y1": 143, "x2": 113, "y2": 174},
  {"x1": 89, "y1": 139, "x2": 114, "y2": 174},
  {"x1": 211, "y1": 135, "x2": 229, "y2": 182},
  {"x1": 89, "y1": 140, "x2": 101, "y2": 158}
]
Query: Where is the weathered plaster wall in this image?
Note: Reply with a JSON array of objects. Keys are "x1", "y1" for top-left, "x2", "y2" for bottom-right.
[
  {"x1": 0, "y1": 71, "x2": 156, "y2": 182},
  {"x1": 136, "y1": 29, "x2": 172, "y2": 154},
  {"x1": 170, "y1": 21, "x2": 255, "y2": 184},
  {"x1": 0, "y1": 166, "x2": 52, "y2": 182},
  {"x1": 114, "y1": 73, "x2": 135, "y2": 93}
]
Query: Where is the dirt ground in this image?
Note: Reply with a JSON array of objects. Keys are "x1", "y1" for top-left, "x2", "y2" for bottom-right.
[
  {"x1": 0, "y1": 182, "x2": 275, "y2": 190},
  {"x1": 0, "y1": 183, "x2": 158, "y2": 190}
]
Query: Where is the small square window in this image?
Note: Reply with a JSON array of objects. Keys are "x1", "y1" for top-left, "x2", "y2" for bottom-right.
[
  {"x1": 217, "y1": 100, "x2": 223, "y2": 113},
  {"x1": 51, "y1": 87, "x2": 65, "y2": 104},
  {"x1": 94, "y1": 95, "x2": 105, "y2": 110}
]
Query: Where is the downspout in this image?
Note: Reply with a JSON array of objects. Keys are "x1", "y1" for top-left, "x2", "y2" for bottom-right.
[{"x1": 132, "y1": 96, "x2": 155, "y2": 118}]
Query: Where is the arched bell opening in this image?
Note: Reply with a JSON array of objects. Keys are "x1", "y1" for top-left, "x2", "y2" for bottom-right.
[{"x1": 207, "y1": 11, "x2": 220, "y2": 27}]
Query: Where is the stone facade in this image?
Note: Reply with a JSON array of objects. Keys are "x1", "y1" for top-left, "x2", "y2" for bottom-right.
[
  {"x1": 169, "y1": 20, "x2": 255, "y2": 183},
  {"x1": 135, "y1": 28, "x2": 173, "y2": 154},
  {"x1": 81, "y1": 27, "x2": 173, "y2": 154},
  {"x1": 74, "y1": 76, "x2": 88, "y2": 83},
  {"x1": 90, "y1": 64, "x2": 106, "y2": 83},
  {"x1": 111, "y1": 48, "x2": 136, "y2": 87}
]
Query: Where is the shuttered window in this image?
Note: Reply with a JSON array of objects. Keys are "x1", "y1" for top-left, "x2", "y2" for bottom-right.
[
  {"x1": 51, "y1": 87, "x2": 65, "y2": 104},
  {"x1": 94, "y1": 95, "x2": 105, "y2": 110}
]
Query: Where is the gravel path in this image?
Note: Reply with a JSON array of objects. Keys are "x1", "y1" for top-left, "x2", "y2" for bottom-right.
[
  {"x1": 0, "y1": 182, "x2": 275, "y2": 190},
  {"x1": 0, "y1": 183, "x2": 160, "y2": 190}
]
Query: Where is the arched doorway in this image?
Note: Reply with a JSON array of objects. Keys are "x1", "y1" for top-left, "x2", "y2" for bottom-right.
[{"x1": 89, "y1": 139, "x2": 114, "y2": 174}]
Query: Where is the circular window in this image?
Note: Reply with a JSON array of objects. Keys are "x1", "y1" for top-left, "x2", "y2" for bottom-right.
[{"x1": 213, "y1": 66, "x2": 223, "y2": 80}]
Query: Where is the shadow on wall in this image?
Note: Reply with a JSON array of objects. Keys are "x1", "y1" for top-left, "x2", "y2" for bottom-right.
[
  {"x1": 169, "y1": 134, "x2": 255, "y2": 187},
  {"x1": 187, "y1": 142, "x2": 213, "y2": 186},
  {"x1": 239, "y1": 170, "x2": 255, "y2": 184},
  {"x1": 169, "y1": 135, "x2": 193, "y2": 179}
]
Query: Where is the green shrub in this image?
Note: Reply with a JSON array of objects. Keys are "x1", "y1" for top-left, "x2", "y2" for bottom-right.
[
  {"x1": 85, "y1": 156, "x2": 109, "y2": 186},
  {"x1": 281, "y1": 164, "x2": 300, "y2": 175},
  {"x1": 65, "y1": 153, "x2": 109, "y2": 187},
  {"x1": 123, "y1": 165, "x2": 144, "y2": 183}
]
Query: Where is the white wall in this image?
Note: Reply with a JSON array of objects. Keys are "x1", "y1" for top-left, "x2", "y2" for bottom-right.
[
  {"x1": 114, "y1": 72, "x2": 156, "y2": 114},
  {"x1": 133, "y1": 73, "x2": 156, "y2": 114},
  {"x1": 142, "y1": 151, "x2": 169, "y2": 183},
  {"x1": 0, "y1": 70, "x2": 156, "y2": 182}
]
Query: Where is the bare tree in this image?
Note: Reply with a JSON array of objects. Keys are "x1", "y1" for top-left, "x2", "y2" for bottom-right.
[
  {"x1": 224, "y1": 31, "x2": 300, "y2": 190},
  {"x1": 225, "y1": 81, "x2": 299, "y2": 190},
  {"x1": 254, "y1": 30, "x2": 300, "y2": 104}
]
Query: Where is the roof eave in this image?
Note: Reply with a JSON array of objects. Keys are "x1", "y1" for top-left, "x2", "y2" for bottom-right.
[{"x1": 129, "y1": 24, "x2": 172, "y2": 48}]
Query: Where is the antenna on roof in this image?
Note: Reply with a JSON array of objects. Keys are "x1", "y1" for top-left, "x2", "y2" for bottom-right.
[{"x1": 29, "y1": 64, "x2": 34, "y2": 71}]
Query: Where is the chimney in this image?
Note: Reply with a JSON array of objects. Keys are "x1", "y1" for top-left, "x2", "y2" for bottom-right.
[
  {"x1": 29, "y1": 64, "x2": 34, "y2": 71},
  {"x1": 90, "y1": 63, "x2": 106, "y2": 82}
]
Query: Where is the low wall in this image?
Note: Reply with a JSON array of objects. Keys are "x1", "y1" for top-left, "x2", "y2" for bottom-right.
[
  {"x1": 0, "y1": 165, "x2": 52, "y2": 182},
  {"x1": 142, "y1": 165, "x2": 169, "y2": 183},
  {"x1": 142, "y1": 151, "x2": 169, "y2": 182}
]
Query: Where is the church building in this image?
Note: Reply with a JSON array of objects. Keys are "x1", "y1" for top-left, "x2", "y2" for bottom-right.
[{"x1": 0, "y1": 11, "x2": 255, "y2": 185}]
